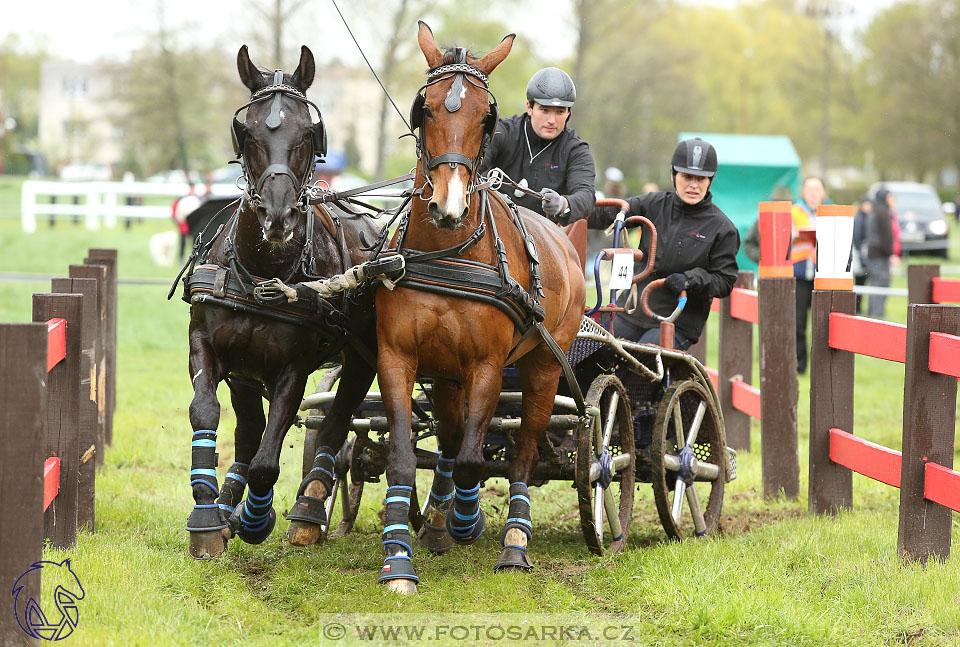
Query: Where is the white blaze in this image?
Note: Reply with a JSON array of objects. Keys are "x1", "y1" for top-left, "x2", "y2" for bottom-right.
[{"x1": 444, "y1": 172, "x2": 465, "y2": 219}]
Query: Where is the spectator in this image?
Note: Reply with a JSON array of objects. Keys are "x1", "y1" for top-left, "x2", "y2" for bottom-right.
[
  {"x1": 603, "y1": 167, "x2": 626, "y2": 200},
  {"x1": 791, "y1": 176, "x2": 828, "y2": 373},
  {"x1": 866, "y1": 187, "x2": 899, "y2": 319},
  {"x1": 852, "y1": 197, "x2": 871, "y2": 314}
]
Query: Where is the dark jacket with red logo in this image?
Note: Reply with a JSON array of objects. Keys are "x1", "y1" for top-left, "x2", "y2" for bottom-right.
[
  {"x1": 479, "y1": 113, "x2": 596, "y2": 225},
  {"x1": 587, "y1": 190, "x2": 740, "y2": 344}
]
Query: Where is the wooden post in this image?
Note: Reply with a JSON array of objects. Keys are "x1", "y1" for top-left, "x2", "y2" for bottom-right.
[
  {"x1": 0, "y1": 323, "x2": 48, "y2": 645},
  {"x1": 718, "y1": 271, "x2": 754, "y2": 450},
  {"x1": 897, "y1": 304, "x2": 960, "y2": 563},
  {"x1": 33, "y1": 294, "x2": 83, "y2": 548},
  {"x1": 85, "y1": 249, "x2": 117, "y2": 447},
  {"x1": 69, "y1": 264, "x2": 107, "y2": 467},
  {"x1": 808, "y1": 289, "x2": 855, "y2": 514},
  {"x1": 907, "y1": 264, "x2": 939, "y2": 305},
  {"x1": 758, "y1": 276, "x2": 799, "y2": 499},
  {"x1": 52, "y1": 277, "x2": 98, "y2": 532}
]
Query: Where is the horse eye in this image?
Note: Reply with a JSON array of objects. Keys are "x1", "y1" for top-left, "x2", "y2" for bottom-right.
[{"x1": 423, "y1": 105, "x2": 434, "y2": 119}]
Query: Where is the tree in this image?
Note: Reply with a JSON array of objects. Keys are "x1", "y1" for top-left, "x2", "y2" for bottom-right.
[{"x1": 0, "y1": 36, "x2": 46, "y2": 174}]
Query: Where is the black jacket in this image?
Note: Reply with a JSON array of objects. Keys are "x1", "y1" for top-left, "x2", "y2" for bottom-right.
[
  {"x1": 479, "y1": 113, "x2": 596, "y2": 225},
  {"x1": 587, "y1": 190, "x2": 740, "y2": 344},
  {"x1": 867, "y1": 190, "x2": 894, "y2": 259}
]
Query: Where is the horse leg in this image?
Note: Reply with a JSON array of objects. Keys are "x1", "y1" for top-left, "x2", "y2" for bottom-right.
[
  {"x1": 495, "y1": 349, "x2": 560, "y2": 572},
  {"x1": 445, "y1": 365, "x2": 502, "y2": 546},
  {"x1": 186, "y1": 332, "x2": 228, "y2": 559},
  {"x1": 378, "y1": 351, "x2": 419, "y2": 594},
  {"x1": 416, "y1": 380, "x2": 463, "y2": 554},
  {"x1": 216, "y1": 379, "x2": 266, "y2": 535},
  {"x1": 288, "y1": 348, "x2": 376, "y2": 546},
  {"x1": 233, "y1": 370, "x2": 310, "y2": 545}
]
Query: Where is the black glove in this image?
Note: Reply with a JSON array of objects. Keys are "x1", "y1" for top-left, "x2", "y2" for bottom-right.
[
  {"x1": 540, "y1": 188, "x2": 568, "y2": 218},
  {"x1": 664, "y1": 273, "x2": 688, "y2": 295}
]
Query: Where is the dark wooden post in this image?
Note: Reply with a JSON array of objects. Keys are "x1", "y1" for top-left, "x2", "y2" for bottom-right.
[
  {"x1": 907, "y1": 264, "x2": 939, "y2": 305},
  {"x1": 85, "y1": 249, "x2": 117, "y2": 447},
  {"x1": 0, "y1": 323, "x2": 48, "y2": 645},
  {"x1": 52, "y1": 277, "x2": 98, "y2": 532},
  {"x1": 718, "y1": 271, "x2": 754, "y2": 450},
  {"x1": 33, "y1": 294, "x2": 83, "y2": 548},
  {"x1": 897, "y1": 304, "x2": 960, "y2": 563},
  {"x1": 84, "y1": 250, "x2": 117, "y2": 448},
  {"x1": 758, "y1": 275, "x2": 799, "y2": 499},
  {"x1": 808, "y1": 289, "x2": 855, "y2": 514},
  {"x1": 69, "y1": 264, "x2": 106, "y2": 467}
]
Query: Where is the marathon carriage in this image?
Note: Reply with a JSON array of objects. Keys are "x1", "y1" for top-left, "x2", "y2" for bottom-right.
[{"x1": 298, "y1": 198, "x2": 737, "y2": 554}]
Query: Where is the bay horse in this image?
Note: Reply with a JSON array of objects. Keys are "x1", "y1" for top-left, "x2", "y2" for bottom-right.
[
  {"x1": 371, "y1": 22, "x2": 586, "y2": 593},
  {"x1": 183, "y1": 45, "x2": 378, "y2": 558}
]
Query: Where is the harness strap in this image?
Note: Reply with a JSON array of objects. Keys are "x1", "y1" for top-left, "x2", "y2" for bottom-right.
[{"x1": 535, "y1": 322, "x2": 585, "y2": 416}]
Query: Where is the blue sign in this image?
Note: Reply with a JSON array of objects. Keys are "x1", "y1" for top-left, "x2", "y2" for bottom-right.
[{"x1": 12, "y1": 559, "x2": 85, "y2": 641}]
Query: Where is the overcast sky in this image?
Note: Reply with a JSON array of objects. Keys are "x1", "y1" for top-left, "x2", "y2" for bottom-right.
[{"x1": 3, "y1": 0, "x2": 901, "y2": 66}]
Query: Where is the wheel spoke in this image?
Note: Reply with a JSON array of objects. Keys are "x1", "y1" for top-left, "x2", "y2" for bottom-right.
[
  {"x1": 671, "y1": 477, "x2": 686, "y2": 521},
  {"x1": 686, "y1": 483, "x2": 707, "y2": 535},
  {"x1": 611, "y1": 453, "x2": 632, "y2": 473},
  {"x1": 323, "y1": 476, "x2": 339, "y2": 532},
  {"x1": 671, "y1": 401, "x2": 684, "y2": 449},
  {"x1": 603, "y1": 486, "x2": 622, "y2": 541},
  {"x1": 593, "y1": 484, "x2": 604, "y2": 542},
  {"x1": 601, "y1": 390, "x2": 620, "y2": 448},
  {"x1": 686, "y1": 401, "x2": 707, "y2": 446}
]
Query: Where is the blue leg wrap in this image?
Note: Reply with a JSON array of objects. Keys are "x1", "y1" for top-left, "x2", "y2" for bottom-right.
[
  {"x1": 186, "y1": 430, "x2": 227, "y2": 532},
  {"x1": 217, "y1": 462, "x2": 248, "y2": 516},
  {"x1": 233, "y1": 488, "x2": 276, "y2": 544},
  {"x1": 445, "y1": 484, "x2": 486, "y2": 545},
  {"x1": 427, "y1": 454, "x2": 456, "y2": 510},
  {"x1": 495, "y1": 482, "x2": 534, "y2": 572},
  {"x1": 286, "y1": 446, "x2": 335, "y2": 526},
  {"x1": 379, "y1": 485, "x2": 419, "y2": 584}
]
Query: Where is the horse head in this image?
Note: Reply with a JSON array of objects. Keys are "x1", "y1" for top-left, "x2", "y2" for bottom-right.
[
  {"x1": 414, "y1": 22, "x2": 514, "y2": 230},
  {"x1": 234, "y1": 45, "x2": 324, "y2": 244}
]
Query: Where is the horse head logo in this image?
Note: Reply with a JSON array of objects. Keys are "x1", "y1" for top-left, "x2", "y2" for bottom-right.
[{"x1": 11, "y1": 559, "x2": 85, "y2": 641}]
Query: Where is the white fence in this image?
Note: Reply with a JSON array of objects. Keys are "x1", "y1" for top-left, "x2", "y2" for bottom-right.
[{"x1": 20, "y1": 181, "x2": 236, "y2": 232}]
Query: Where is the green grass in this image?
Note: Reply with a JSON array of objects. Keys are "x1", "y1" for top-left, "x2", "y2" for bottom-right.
[{"x1": 1, "y1": 218, "x2": 959, "y2": 646}]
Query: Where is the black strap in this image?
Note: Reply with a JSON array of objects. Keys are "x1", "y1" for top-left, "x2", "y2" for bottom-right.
[
  {"x1": 427, "y1": 153, "x2": 474, "y2": 173},
  {"x1": 535, "y1": 322, "x2": 585, "y2": 416}
]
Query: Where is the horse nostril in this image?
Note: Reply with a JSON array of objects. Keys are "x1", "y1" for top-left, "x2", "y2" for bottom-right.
[
  {"x1": 263, "y1": 216, "x2": 274, "y2": 231},
  {"x1": 459, "y1": 205, "x2": 469, "y2": 221},
  {"x1": 428, "y1": 202, "x2": 442, "y2": 221}
]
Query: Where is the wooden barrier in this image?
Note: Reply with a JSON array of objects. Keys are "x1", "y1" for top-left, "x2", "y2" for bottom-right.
[
  {"x1": 0, "y1": 247, "x2": 117, "y2": 639},
  {"x1": 717, "y1": 271, "x2": 755, "y2": 450}
]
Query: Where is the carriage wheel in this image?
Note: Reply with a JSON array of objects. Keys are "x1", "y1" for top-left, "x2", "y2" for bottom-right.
[
  {"x1": 576, "y1": 374, "x2": 635, "y2": 555},
  {"x1": 651, "y1": 380, "x2": 726, "y2": 540},
  {"x1": 323, "y1": 435, "x2": 365, "y2": 538}
]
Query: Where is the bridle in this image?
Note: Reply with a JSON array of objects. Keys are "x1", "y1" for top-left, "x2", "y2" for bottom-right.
[
  {"x1": 230, "y1": 69, "x2": 327, "y2": 215},
  {"x1": 409, "y1": 51, "x2": 499, "y2": 199}
]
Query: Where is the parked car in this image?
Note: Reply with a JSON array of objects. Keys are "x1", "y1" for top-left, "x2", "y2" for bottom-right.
[
  {"x1": 868, "y1": 181, "x2": 950, "y2": 258},
  {"x1": 59, "y1": 163, "x2": 112, "y2": 181}
]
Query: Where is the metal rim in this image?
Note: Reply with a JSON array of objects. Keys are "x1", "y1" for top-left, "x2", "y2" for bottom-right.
[
  {"x1": 576, "y1": 374, "x2": 635, "y2": 555},
  {"x1": 651, "y1": 380, "x2": 725, "y2": 540}
]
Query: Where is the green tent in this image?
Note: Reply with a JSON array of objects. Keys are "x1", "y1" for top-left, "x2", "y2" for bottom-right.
[{"x1": 679, "y1": 132, "x2": 801, "y2": 270}]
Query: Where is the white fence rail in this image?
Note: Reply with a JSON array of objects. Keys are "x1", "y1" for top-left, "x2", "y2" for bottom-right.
[{"x1": 20, "y1": 181, "x2": 232, "y2": 232}]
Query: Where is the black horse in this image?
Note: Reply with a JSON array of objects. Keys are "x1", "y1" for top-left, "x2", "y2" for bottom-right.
[{"x1": 182, "y1": 45, "x2": 378, "y2": 558}]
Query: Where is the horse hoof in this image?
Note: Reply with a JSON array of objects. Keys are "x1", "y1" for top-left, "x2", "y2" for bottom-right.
[
  {"x1": 494, "y1": 545, "x2": 534, "y2": 572},
  {"x1": 188, "y1": 530, "x2": 227, "y2": 560},
  {"x1": 233, "y1": 503, "x2": 277, "y2": 545},
  {"x1": 287, "y1": 519, "x2": 325, "y2": 546},
  {"x1": 385, "y1": 579, "x2": 418, "y2": 595},
  {"x1": 417, "y1": 523, "x2": 454, "y2": 554}
]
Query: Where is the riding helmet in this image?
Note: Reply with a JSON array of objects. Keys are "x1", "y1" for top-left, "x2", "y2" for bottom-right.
[
  {"x1": 526, "y1": 68, "x2": 576, "y2": 108},
  {"x1": 671, "y1": 138, "x2": 718, "y2": 178}
]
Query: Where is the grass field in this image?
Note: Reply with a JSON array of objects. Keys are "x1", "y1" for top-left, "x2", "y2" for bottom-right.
[{"x1": 1, "y1": 215, "x2": 959, "y2": 646}]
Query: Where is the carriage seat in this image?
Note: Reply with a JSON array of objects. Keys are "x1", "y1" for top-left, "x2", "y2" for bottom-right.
[{"x1": 560, "y1": 218, "x2": 587, "y2": 273}]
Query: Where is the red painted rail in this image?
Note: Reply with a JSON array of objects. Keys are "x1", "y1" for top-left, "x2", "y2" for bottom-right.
[
  {"x1": 828, "y1": 313, "x2": 907, "y2": 363},
  {"x1": 43, "y1": 457, "x2": 60, "y2": 511},
  {"x1": 729, "y1": 288, "x2": 758, "y2": 325},
  {"x1": 924, "y1": 463, "x2": 960, "y2": 513},
  {"x1": 731, "y1": 378, "x2": 761, "y2": 420},
  {"x1": 46, "y1": 318, "x2": 66, "y2": 372},
  {"x1": 932, "y1": 277, "x2": 960, "y2": 304},
  {"x1": 705, "y1": 367, "x2": 719, "y2": 391},
  {"x1": 829, "y1": 428, "x2": 902, "y2": 488},
  {"x1": 710, "y1": 298, "x2": 719, "y2": 313},
  {"x1": 928, "y1": 332, "x2": 960, "y2": 379}
]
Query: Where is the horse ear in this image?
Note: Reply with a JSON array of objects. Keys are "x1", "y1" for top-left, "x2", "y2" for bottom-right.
[
  {"x1": 237, "y1": 45, "x2": 262, "y2": 92},
  {"x1": 290, "y1": 45, "x2": 315, "y2": 92},
  {"x1": 417, "y1": 21, "x2": 443, "y2": 68},
  {"x1": 475, "y1": 34, "x2": 516, "y2": 76}
]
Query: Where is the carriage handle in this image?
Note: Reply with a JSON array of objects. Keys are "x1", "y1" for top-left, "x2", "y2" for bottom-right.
[
  {"x1": 586, "y1": 201, "x2": 657, "y2": 316},
  {"x1": 640, "y1": 278, "x2": 687, "y2": 323}
]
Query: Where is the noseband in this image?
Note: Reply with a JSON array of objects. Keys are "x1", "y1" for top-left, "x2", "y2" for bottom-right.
[
  {"x1": 231, "y1": 70, "x2": 326, "y2": 213},
  {"x1": 410, "y1": 53, "x2": 499, "y2": 196}
]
